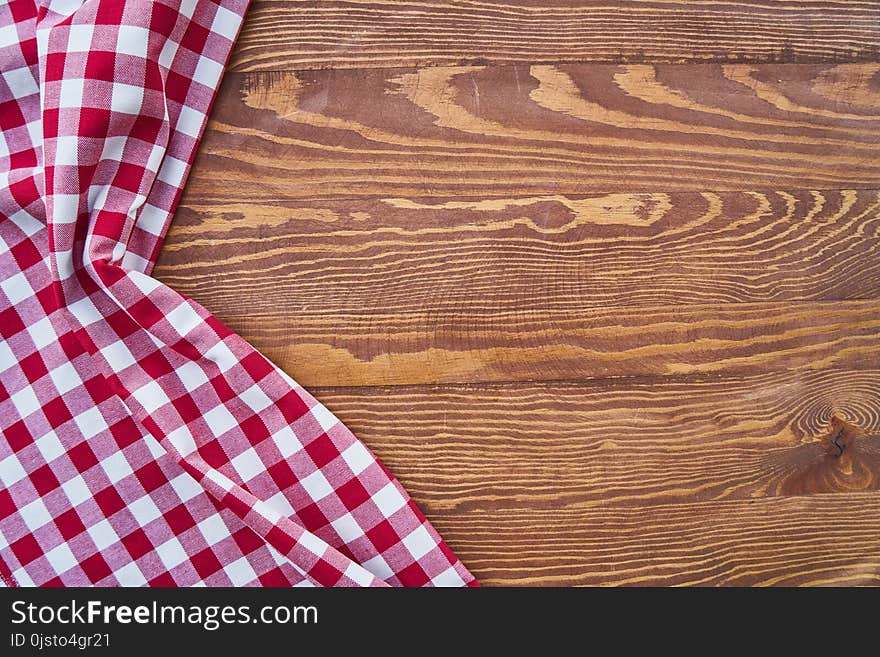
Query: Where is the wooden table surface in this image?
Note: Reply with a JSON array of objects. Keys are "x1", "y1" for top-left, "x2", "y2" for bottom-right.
[{"x1": 154, "y1": 1, "x2": 880, "y2": 586}]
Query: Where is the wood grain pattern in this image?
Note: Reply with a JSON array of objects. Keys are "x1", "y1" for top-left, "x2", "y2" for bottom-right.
[
  {"x1": 309, "y1": 369, "x2": 880, "y2": 585},
  {"x1": 165, "y1": 5, "x2": 880, "y2": 584},
  {"x1": 230, "y1": 1, "x2": 880, "y2": 71},
  {"x1": 431, "y1": 495, "x2": 880, "y2": 585},
  {"x1": 191, "y1": 64, "x2": 880, "y2": 199},
  {"x1": 156, "y1": 189, "x2": 880, "y2": 315},
  {"x1": 313, "y1": 370, "x2": 880, "y2": 511},
  {"x1": 151, "y1": 300, "x2": 878, "y2": 387}
]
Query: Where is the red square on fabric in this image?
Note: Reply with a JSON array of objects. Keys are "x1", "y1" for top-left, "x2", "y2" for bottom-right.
[
  {"x1": 54, "y1": 508, "x2": 87, "y2": 541},
  {"x1": 67, "y1": 441, "x2": 99, "y2": 472},
  {"x1": 80, "y1": 552, "x2": 112, "y2": 581},
  {"x1": 397, "y1": 561, "x2": 431, "y2": 587},
  {"x1": 19, "y1": 352, "x2": 48, "y2": 383},
  {"x1": 4, "y1": 419, "x2": 32, "y2": 452},
  {"x1": 93, "y1": 486, "x2": 126, "y2": 517},
  {"x1": 296, "y1": 502, "x2": 329, "y2": 530},
  {"x1": 30, "y1": 464, "x2": 61, "y2": 496},
  {"x1": 10, "y1": 533, "x2": 43, "y2": 565},
  {"x1": 164, "y1": 504, "x2": 197, "y2": 535},
  {"x1": 308, "y1": 559, "x2": 343, "y2": 586},
  {"x1": 121, "y1": 528, "x2": 152, "y2": 560},
  {"x1": 43, "y1": 396, "x2": 73, "y2": 428},
  {"x1": 336, "y1": 477, "x2": 370, "y2": 510},
  {"x1": 190, "y1": 547, "x2": 222, "y2": 579},
  {"x1": 304, "y1": 433, "x2": 338, "y2": 469},
  {"x1": 0, "y1": 307, "x2": 26, "y2": 337},
  {"x1": 10, "y1": 237, "x2": 42, "y2": 270},
  {"x1": 366, "y1": 520, "x2": 400, "y2": 553}
]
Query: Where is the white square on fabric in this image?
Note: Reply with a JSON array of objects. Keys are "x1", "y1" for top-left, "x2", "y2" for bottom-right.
[
  {"x1": 204, "y1": 340, "x2": 237, "y2": 373},
  {"x1": 0, "y1": 454, "x2": 28, "y2": 486},
  {"x1": 2, "y1": 65, "x2": 39, "y2": 99},
  {"x1": 0, "y1": 340, "x2": 15, "y2": 374},
  {"x1": 203, "y1": 404, "x2": 237, "y2": 437},
  {"x1": 132, "y1": 380, "x2": 168, "y2": 414},
  {"x1": 432, "y1": 566, "x2": 466, "y2": 587},
  {"x1": 266, "y1": 491, "x2": 296, "y2": 518},
  {"x1": 113, "y1": 561, "x2": 148, "y2": 586},
  {"x1": 311, "y1": 404, "x2": 338, "y2": 432},
  {"x1": 169, "y1": 472, "x2": 202, "y2": 503},
  {"x1": 240, "y1": 383, "x2": 274, "y2": 414},
  {"x1": 402, "y1": 525, "x2": 434, "y2": 560},
  {"x1": 65, "y1": 23, "x2": 95, "y2": 52},
  {"x1": 341, "y1": 441, "x2": 372, "y2": 476},
  {"x1": 51, "y1": 135, "x2": 80, "y2": 165},
  {"x1": 44, "y1": 542, "x2": 78, "y2": 574},
  {"x1": 165, "y1": 301, "x2": 202, "y2": 338},
  {"x1": 60, "y1": 475, "x2": 92, "y2": 507},
  {"x1": 204, "y1": 468, "x2": 235, "y2": 493},
  {"x1": 110, "y1": 82, "x2": 145, "y2": 115},
  {"x1": 87, "y1": 518, "x2": 121, "y2": 551},
  {"x1": 100, "y1": 451, "x2": 134, "y2": 485},
  {"x1": 26, "y1": 316, "x2": 56, "y2": 349},
  {"x1": 120, "y1": 251, "x2": 150, "y2": 274},
  {"x1": 67, "y1": 295, "x2": 102, "y2": 327},
  {"x1": 72, "y1": 406, "x2": 109, "y2": 440},
  {"x1": 115, "y1": 25, "x2": 150, "y2": 58},
  {"x1": 10, "y1": 568, "x2": 34, "y2": 587},
  {"x1": 175, "y1": 105, "x2": 205, "y2": 138},
  {"x1": 176, "y1": 360, "x2": 209, "y2": 393},
  {"x1": 178, "y1": 0, "x2": 198, "y2": 20},
  {"x1": 48, "y1": 361, "x2": 82, "y2": 395},
  {"x1": 230, "y1": 447, "x2": 263, "y2": 483},
  {"x1": 299, "y1": 470, "x2": 333, "y2": 501},
  {"x1": 297, "y1": 531, "x2": 328, "y2": 558},
  {"x1": 166, "y1": 426, "x2": 198, "y2": 458},
  {"x1": 372, "y1": 482, "x2": 407, "y2": 517},
  {"x1": 223, "y1": 556, "x2": 258, "y2": 587},
  {"x1": 343, "y1": 562, "x2": 376, "y2": 586},
  {"x1": 330, "y1": 513, "x2": 364, "y2": 543},
  {"x1": 21, "y1": 498, "x2": 52, "y2": 532},
  {"x1": 192, "y1": 56, "x2": 223, "y2": 89},
  {"x1": 134, "y1": 203, "x2": 168, "y2": 237},
  {"x1": 99, "y1": 339, "x2": 137, "y2": 371},
  {"x1": 155, "y1": 536, "x2": 188, "y2": 570},
  {"x1": 273, "y1": 426, "x2": 303, "y2": 459},
  {"x1": 157, "y1": 38, "x2": 180, "y2": 70},
  {"x1": 57, "y1": 78, "x2": 85, "y2": 109},
  {"x1": 0, "y1": 271, "x2": 33, "y2": 304},
  {"x1": 127, "y1": 494, "x2": 162, "y2": 525},
  {"x1": 34, "y1": 431, "x2": 65, "y2": 462},
  {"x1": 211, "y1": 5, "x2": 241, "y2": 40},
  {"x1": 10, "y1": 385, "x2": 41, "y2": 418},
  {"x1": 156, "y1": 155, "x2": 189, "y2": 187},
  {"x1": 196, "y1": 514, "x2": 229, "y2": 547},
  {"x1": 360, "y1": 554, "x2": 394, "y2": 580},
  {"x1": 49, "y1": 194, "x2": 81, "y2": 225}
]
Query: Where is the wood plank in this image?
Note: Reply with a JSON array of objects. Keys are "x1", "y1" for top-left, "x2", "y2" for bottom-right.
[
  {"x1": 158, "y1": 189, "x2": 880, "y2": 314},
  {"x1": 429, "y1": 494, "x2": 880, "y2": 585},
  {"x1": 311, "y1": 370, "x2": 880, "y2": 513},
  {"x1": 230, "y1": 0, "x2": 880, "y2": 72},
  {"x1": 192, "y1": 64, "x2": 880, "y2": 199},
  {"x1": 148, "y1": 300, "x2": 879, "y2": 386}
]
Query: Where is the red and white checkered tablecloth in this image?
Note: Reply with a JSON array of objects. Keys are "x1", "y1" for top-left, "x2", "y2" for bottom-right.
[{"x1": 0, "y1": 0, "x2": 475, "y2": 587}]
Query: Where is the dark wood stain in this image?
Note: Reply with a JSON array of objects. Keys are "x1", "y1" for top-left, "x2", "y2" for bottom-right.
[{"x1": 155, "y1": 1, "x2": 880, "y2": 585}]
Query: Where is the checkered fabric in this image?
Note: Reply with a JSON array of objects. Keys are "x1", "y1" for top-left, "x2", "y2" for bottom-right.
[{"x1": 0, "y1": 0, "x2": 475, "y2": 587}]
